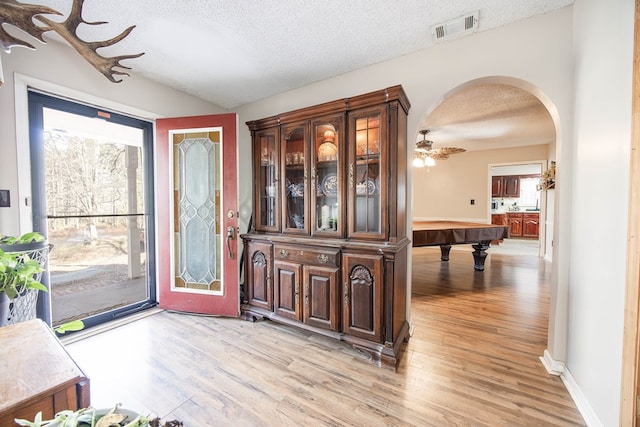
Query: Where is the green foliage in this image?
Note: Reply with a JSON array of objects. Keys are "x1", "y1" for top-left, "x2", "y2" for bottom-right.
[
  {"x1": 54, "y1": 320, "x2": 85, "y2": 335},
  {"x1": 0, "y1": 232, "x2": 46, "y2": 245},
  {"x1": 0, "y1": 232, "x2": 48, "y2": 300},
  {"x1": 14, "y1": 403, "x2": 182, "y2": 426}
]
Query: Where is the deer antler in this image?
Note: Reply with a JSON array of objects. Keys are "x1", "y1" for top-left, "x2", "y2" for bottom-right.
[
  {"x1": 0, "y1": 0, "x2": 143, "y2": 83},
  {"x1": 0, "y1": 0, "x2": 61, "y2": 51}
]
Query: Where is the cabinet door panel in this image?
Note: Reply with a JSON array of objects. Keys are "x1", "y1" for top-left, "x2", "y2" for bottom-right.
[
  {"x1": 491, "y1": 176, "x2": 503, "y2": 197},
  {"x1": 348, "y1": 106, "x2": 388, "y2": 240},
  {"x1": 508, "y1": 215, "x2": 522, "y2": 237},
  {"x1": 503, "y1": 176, "x2": 520, "y2": 197},
  {"x1": 274, "y1": 260, "x2": 302, "y2": 321},
  {"x1": 491, "y1": 214, "x2": 507, "y2": 226},
  {"x1": 311, "y1": 114, "x2": 345, "y2": 237},
  {"x1": 522, "y1": 214, "x2": 539, "y2": 238},
  {"x1": 282, "y1": 122, "x2": 309, "y2": 235},
  {"x1": 342, "y1": 252, "x2": 383, "y2": 342},
  {"x1": 246, "y1": 241, "x2": 272, "y2": 311},
  {"x1": 303, "y1": 265, "x2": 339, "y2": 331},
  {"x1": 254, "y1": 128, "x2": 280, "y2": 232}
]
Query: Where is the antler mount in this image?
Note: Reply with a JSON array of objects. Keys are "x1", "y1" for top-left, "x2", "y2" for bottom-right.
[{"x1": 0, "y1": 0, "x2": 143, "y2": 83}]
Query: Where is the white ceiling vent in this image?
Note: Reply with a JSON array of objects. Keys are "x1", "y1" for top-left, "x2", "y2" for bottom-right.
[{"x1": 431, "y1": 11, "x2": 479, "y2": 42}]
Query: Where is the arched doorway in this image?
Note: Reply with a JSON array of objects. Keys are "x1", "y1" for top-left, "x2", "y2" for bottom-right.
[{"x1": 410, "y1": 76, "x2": 568, "y2": 374}]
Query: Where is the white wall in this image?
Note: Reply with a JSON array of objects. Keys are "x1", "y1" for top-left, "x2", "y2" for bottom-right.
[
  {"x1": 568, "y1": 0, "x2": 634, "y2": 424},
  {"x1": 0, "y1": 41, "x2": 223, "y2": 235},
  {"x1": 412, "y1": 145, "x2": 547, "y2": 222}
]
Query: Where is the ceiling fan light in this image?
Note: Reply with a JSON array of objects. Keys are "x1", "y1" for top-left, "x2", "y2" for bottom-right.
[
  {"x1": 424, "y1": 157, "x2": 436, "y2": 167},
  {"x1": 412, "y1": 157, "x2": 425, "y2": 168}
]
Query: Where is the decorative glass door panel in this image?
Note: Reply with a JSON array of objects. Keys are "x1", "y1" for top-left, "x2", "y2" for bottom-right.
[
  {"x1": 157, "y1": 113, "x2": 238, "y2": 317},
  {"x1": 312, "y1": 116, "x2": 343, "y2": 236},
  {"x1": 173, "y1": 130, "x2": 221, "y2": 293},
  {"x1": 282, "y1": 124, "x2": 308, "y2": 234},
  {"x1": 255, "y1": 128, "x2": 279, "y2": 232},
  {"x1": 350, "y1": 111, "x2": 385, "y2": 239}
]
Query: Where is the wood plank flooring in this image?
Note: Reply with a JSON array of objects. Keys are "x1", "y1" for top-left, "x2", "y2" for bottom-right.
[{"x1": 64, "y1": 243, "x2": 585, "y2": 426}]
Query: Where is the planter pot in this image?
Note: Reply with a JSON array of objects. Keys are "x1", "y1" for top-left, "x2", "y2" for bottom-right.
[
  {"x1": 0, "y1": 292, "x2": 8, "y2": 327},
  {"x1": 0, "y1": 240, "x2": 50, "y2": 325},
  {"x1": 0, "y1": 240, "x2": 49, "y2": 260}
]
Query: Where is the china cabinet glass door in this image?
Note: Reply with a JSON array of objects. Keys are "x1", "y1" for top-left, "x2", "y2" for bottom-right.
[
  {"x1": 349, "y1": 107, "x2": 387, "y2": 240},
  {"x1": 311, "y1": 115, "x2": 343, "y2": 237},
  {"x1": 255, "y1": 128, "x2": 279, "y2": 232},
  {"x1": 282, "y1": 123, "x2": 308, "y2": 234}
]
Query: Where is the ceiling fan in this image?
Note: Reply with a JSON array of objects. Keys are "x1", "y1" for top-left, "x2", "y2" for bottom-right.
[{"x1": 415, "y1": 129, "x2": 466, "y2": 160}]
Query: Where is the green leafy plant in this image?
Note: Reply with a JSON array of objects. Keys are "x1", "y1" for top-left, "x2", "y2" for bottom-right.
[
  {"x1": 14, "y1": 403, "x2": 183, "y2": 427},
  {"x1": 0, "y1": 232, "x2": 48, "y2": 299},
  {"x1": 54, "y1": 320, "x2": 85, "y2": 335},
  {"x1": 0, "y1": 232, "x2": 46, "y2": 245}
]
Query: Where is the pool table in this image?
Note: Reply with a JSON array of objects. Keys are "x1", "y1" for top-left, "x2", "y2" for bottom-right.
[{"x1": 412, "y1": 220, "x2": 510, "y2": 271}]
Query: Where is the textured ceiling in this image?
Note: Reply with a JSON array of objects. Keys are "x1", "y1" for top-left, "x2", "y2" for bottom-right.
[
  {"x1": 21, "y1": 0, "x2": 574, "y2": 110},
  {"x1": 421, "y1": 83, "x2": 556, "y2": 152},
  {"x1": 3, "y1": 1, "x2": 569, "y2": 153}
]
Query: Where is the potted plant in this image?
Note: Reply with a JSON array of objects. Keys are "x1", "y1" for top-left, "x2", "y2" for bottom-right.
[
  {"x1": 15, "y1": 403, "x2": 183, "y2": 426},
  {"x1": 0, "y1": 232, "x2": 49, "y2": 326}
]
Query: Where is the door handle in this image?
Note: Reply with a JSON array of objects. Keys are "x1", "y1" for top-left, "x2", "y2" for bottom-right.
[{"x1": 226, "y1": 226, "x2": 235, "y2": 259}]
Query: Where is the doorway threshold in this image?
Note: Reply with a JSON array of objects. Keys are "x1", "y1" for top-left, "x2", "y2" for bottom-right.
[{"x1": 59, "y1": 307, "x2": 164, "y2": 345}]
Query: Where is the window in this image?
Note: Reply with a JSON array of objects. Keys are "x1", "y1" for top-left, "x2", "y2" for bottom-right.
[{"x1": 519, "y1": 177, "x2": 541, "y2": 207}]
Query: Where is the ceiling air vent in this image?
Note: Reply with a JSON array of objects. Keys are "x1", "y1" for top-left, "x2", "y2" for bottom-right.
[{"x1": 431, "y1": 11, "x2": 479, "y2": 42}]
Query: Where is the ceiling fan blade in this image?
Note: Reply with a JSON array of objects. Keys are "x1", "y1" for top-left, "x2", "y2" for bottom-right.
[{"x1": 437, "y1": 147, "x2": 466, "y2": 155}]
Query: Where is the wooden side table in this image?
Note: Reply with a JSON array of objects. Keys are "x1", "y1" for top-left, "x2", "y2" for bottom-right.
[{"x1": 0, "y1": 319, "x2": 90, "y2": 425}]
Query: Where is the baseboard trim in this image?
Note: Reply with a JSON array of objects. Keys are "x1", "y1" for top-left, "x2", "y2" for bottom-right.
[
  {"x1": 539, "y1": 349, "x2": 564, "y2": 375},
  {"x1": 539, "y1": 350, "x2": 602, "y2": 426},
  {"x1": 560, "y1": 366, "x2": 603, "y2": 427}
]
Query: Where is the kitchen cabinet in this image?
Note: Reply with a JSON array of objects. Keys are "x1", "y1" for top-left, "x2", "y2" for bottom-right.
[
  {"x1": 491, "y1": 176, "x2": 504, "y2": 198},
  {"x1": 504, "y1": 176, "x2": 520, "y2": 197},
  {"x1": 491, "y1": 213, "x2": 507, "y2": 226},
  {"x1": 507, "y1": 212, "x2": 539, "y2": 238},
  {"x1": 242, "y1": 86, "x2": 410, "y2": 370},
  {"x1": 508, "y1": 213, "x2": 523, "y2": 237},
  {"x1": 522, "y1": 213, "x2": 540, "y2": 238},
  {"x1": 492, "y1": 175, "x2": 520, "y2": 198}
]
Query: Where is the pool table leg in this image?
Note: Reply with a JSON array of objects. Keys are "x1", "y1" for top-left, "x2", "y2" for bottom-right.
[
  {"x1": 471, "y1": 241, "x2": 491, "y2": 271},
  {"x1": 439, "y1": 244, "x2": 452, "y2": 261}
]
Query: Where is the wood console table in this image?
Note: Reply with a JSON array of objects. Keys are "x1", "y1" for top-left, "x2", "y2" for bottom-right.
[{"x1": 0, "y1": 319, "x2": 90, "y2": 425}]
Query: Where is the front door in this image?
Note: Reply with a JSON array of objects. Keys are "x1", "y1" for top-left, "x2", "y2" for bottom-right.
[{"x1": 156, "y1": 114, "x2": 239, "y2": 316}]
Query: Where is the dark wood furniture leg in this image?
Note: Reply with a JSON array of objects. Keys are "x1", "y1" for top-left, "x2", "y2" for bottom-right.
[
  {"x1": 439, "y1": 244, "x2": 452, "y2": 261},
  {"x1": 471, "y1": 241, "x2": 491, "y2": 271}
]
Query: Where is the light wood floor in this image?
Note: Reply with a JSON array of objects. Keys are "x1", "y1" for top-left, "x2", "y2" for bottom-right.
[{"x1": 65, "y1": 243, "x2": 585, "y2": 426}]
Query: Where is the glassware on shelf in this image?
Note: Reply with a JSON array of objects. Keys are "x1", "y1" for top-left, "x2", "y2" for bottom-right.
[
  {"x1": 353, "y1": 114, "x2": 382, "y2": 234},
  {"x1": 256, "y1": 130, "x2": 278, "y2": 230},
  {"x1": 318, "y1": 130, "x2": 338, "y2": 161}
]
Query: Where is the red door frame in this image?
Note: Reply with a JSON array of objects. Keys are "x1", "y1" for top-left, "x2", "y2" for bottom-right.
[{"x1": 155, "y1": 114, "x2": 239, "y2": 316}]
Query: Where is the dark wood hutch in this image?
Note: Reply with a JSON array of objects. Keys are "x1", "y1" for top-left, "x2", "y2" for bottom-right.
[{"x1": 241, "y1": 86, "x2": 410, "y2": 369}]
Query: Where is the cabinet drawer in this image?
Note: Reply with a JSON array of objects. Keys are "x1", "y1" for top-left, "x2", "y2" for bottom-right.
[{"x1": 274, "y1": 244, "x2": 339, "y2": 267}]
